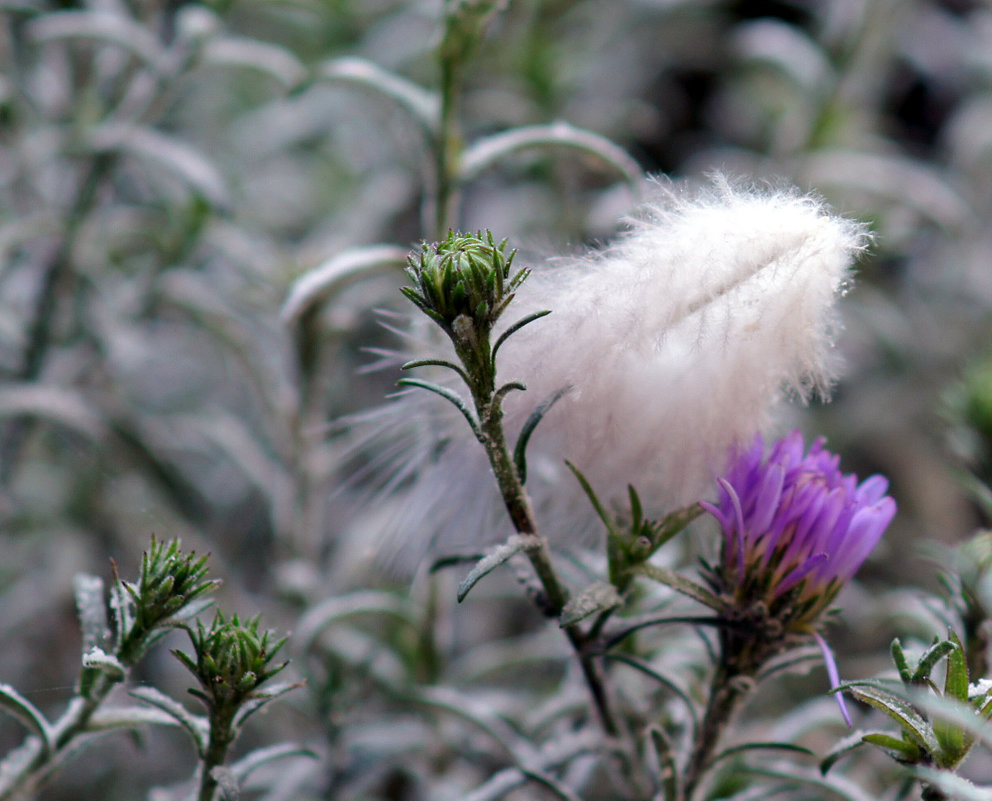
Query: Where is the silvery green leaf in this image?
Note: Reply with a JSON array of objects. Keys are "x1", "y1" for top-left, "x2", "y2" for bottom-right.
[
  {"x1": 82, "y1": 647, "x2": 126, "y2": 681},
  {"x1": 733, "y1": 19, "x2": 834, "y2": 94},
  {"x1": 0, "y1": 384, "x2": 105, "y2": 439},
  {"x1": 109, "y1": 578, "x2": 135, "y2": 652},
  {"x1": 85, "y1": 124, "x2": 230, "y2": 210},
  {"x1": 0, "y1": 684, "x2": 53, "y2": 754},
  {"x1": 630, "y1": 563, "x2": 722, "y2": 611},
  {"x1": 281, "y1": 245, "x2": 408, "y2": 325},
  {"x1": 559, "y1": 581, "x2": 623, "y2": 627},
  {"x1": 86, "y1": 706, "x2": 178, "y2": 731},
  {"x1": 460, "y1": 122, "x2": 644, "y2": 188},
  {"x1": 27, "y1": 10, "x2": 167, "y2": 71},
  {"x1": 231, "y1": 682, "x2": 303, "y2": 733},
  {"x1": 74, "y1": 574, "x2": 110, "y2": 653},
  {"x1": 820, "y1": 729, "x2": 871, "y2": 775},
  {"x1": 912, "y1": 768, "x2": 992, "y2": 801},
  {"x1": 317, "y1": 57, "x2": 438, "y2": 135},
  {"x1": 202, "y1": 37, "x2": 307, "y2": 91},
  {"x1": 295, "y1": 590, "x2": 417, "y2": 655},
  {"x1": 840, "y1": 682, "x2": 939, "y2": 754},
  {"x1": 457, "y1": 535, "x2": 540, "y2": 602},
  {"x1": 228, "y1": 744, "x2": 317, "y2": 783},
  {"x1": 130, "y1": 686, "x2": 208, "y2": 754}
]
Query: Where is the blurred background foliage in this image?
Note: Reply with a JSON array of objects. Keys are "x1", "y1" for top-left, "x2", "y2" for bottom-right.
[{"x1": 2, "y1": 0, "x2": 992, "y2": 798}]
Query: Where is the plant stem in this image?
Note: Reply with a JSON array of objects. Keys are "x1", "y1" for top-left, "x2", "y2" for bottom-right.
[
  {"x1": 198, "y1": 706, "x2": 236, "y2": 801},
  {"x1": 682, "y1": 661, "x2": 752, "y2": 801}
]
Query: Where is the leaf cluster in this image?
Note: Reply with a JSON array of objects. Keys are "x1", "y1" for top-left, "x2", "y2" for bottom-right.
[
  {"x1": 825, "y1": 632, "x2": 992, "y2": 795},
  {"x1": 174, "y1": 612, "x2": 289, "y2": 713}
]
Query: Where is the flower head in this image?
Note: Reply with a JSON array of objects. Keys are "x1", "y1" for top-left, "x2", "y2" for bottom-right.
[{"x1": 701, "y1": 430, "x2": 896, "y2": 629}]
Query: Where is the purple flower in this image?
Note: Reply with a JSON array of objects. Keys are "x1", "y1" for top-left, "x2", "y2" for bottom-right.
[
  {"x1": 700, "y1": 430, "x2": 896, "y2": 724},
  {"x1": 702, "y1": 430, "x2": 895, "y2": 618}
]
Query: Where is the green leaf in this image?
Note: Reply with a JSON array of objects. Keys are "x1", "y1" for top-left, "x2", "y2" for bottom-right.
[
  {"x1": 840, "y1": 682, "x2": 939, "y2": 754},
  {"x1": 891, "y1": 638, "x2": 913, "y2": 684},
  {"x1": 861, "y1": 732, "x2": 922, "y2": 762},
  {"x1": 646, "y1": 725, "x2": 679, "y2": 801},
  {"x1": 820, "y1": 729, "x2": 871, "y2": 775},
  {"x1": 231, "y1": 681, "x2": 304, "y2": 732},
  {"x1": 397, "y1": 378, "x2": 481, "y2": 439},
  {"x1": 228, "y1": 744, "x2": 317, "y2": 783},
  {"x1": 513, "y1": 386, "x2": 568, "y2": 484},
  {"x1": 130, "y1": 685, "x2": 208, "y2": 755},
  {"x1": 565, "y1": 461, "x2": 619, "y2": 539},
  {"x1": 912, "y1": 639, "x2": 956, "y2": 684},
  {"x1": 559, "y1": 582, "x2": 624, "y2": 627},
  {"x1": 710, "y1": 741, "x2": 813, "y2": 767},
  {"x1": 0, "y1": 683, "x2": 53, "y2": 754},
  {"x1": 457, "y1": 535, "x2": 539, "y2": 602},
  {"x1": 629, "y1": 563, "x2": 723, "y2": 611},
  {"x1": 492, "y1": 309, "x2": 551, "y2": 362},
  {"x1": 945, "y1": 633, "x2": 969, "y2": 702}
]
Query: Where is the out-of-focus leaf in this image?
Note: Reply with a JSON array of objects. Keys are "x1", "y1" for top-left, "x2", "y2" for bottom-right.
[
  {"x1": 86, "y1": 124, "x2": 230, "y2": 210},
  {"x1": 0, "y1": 684, "x2": 52, "y2": 754},
  {"x1": 201, "y1": 37, "x2": 307, "y2": 91},
  {"x1": 73, "y1": 574, "x2": 109, "y2": 653},
  {"x1": 0, "y1": 384, "x2": 105, "y2": 439},
  {"x1": 820, "y1": 729, "x2": 871, "y2": 774},
  {"x1": 281, "y1": 245, "x2": 408, "y2": 325},
  {"x1": 461, "y1": 122, "x2": 644, "y2": 189},
  {"x1": 630, "y1": 563, "x2": 722, "y2": 610},
  {"x1": 27, "y1": 10, "x2": 167, "y2": 71},
  {"x1": 912, "y1": 768, "x2": 992, "y2": 801},
  {"x1": 317, "y1": 57, "x2": 438, "y2": 136},
  {"x1": 210, "y1": 766, "x2": 240, "y2": 801},
  {"x1": 86, "y1": 706, "x2": 178, "y2": 731},
  {"x1": 231, "y1": 681, "x2": 303, "y2": 732},
  {"x1": 228, "y1": 743, "x2": 317, "y2": 783},
  {"x1": 295, "y1": 590, "x2": 417, "y2": 655},
  {"x1": 733, "y1": 19, "x2": 834, "y2": 94}
]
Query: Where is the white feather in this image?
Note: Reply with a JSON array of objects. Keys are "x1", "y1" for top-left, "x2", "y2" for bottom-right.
[{"x1": 347, "y1": 175, "x2": 869, "y2": 571}]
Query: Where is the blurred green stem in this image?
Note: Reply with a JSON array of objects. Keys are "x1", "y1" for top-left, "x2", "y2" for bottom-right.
[
  {"x1": 0, "y1": 153, "x2": 114, "y2": 484},
  {"x1": 433, "y1": 44, "x2": 463, "y2": 239}
]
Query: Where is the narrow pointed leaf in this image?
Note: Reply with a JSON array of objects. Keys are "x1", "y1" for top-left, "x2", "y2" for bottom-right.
[
  {"x1": 709, "y1": 741, "x2": 814, "y2": 767},
  {"x1": 862, "y1": 732, "x2": 922, "y2": 761},
  {"x1": 0, "y1": 684, "x2": 52, "y2": 753},
  {"x1": 840, "y1": 682, "x2": 939, "y2": 754},
  {"x1": 492, "y1": 309, "x2": 551, "y2": 362},
  {"x1": 130, "y1": 686, "x2": 208, "y2": 754},
  {"x1": 228, "y1": 743, "x2": 317, "y2": 783},
  {"x1": 647, "y1": 725, "x2": 679, "y2": 801},
  {"x1": 457, "y1": 535, "x2": 539, "y2": 602},
  {"x1": 912, "y1": 640, "x2": 956, "y2": 684},
  {"x1": 820, "y1": 729, "x2": 871, "y2": 774},
  {"x1": 565, "y1": 461, "x2": 619, "y2": 538},
  {"x1": 231, "y1": 681, "x2": 304, "y2": 732},
  {"x1": 891, "y1": 638, "x2": 913, "y2": 684},
  {"x1": 559, "y1": 581, "x2": 623, "y2": 627},
  {"x1": 82, "y1": 647, "x2": 126, "y2": 681},
  {"x1": 397, "y1": 378, "x2": 480, "y2": 438},
  {"x1": 514, "y1": 386, "x2": 568, "y2": 483},
  {"x1": 630, "y1": 563, "x2": 723, "y2": 610}
]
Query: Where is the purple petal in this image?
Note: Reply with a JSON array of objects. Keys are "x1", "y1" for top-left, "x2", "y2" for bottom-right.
[
  {"x1": 814, "y1": 631, "x2": 852, "y2": 727},
  {"x1": 719, "y1": 477, "x2": 747, "y2": 581},
  {"x1": 775, "y1": 552, "x2": 828, "y2": 597}
]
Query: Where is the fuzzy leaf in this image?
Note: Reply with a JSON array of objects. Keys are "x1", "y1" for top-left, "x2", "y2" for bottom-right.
[
  {"x1": 913, "y1": 639, "x2": 957, "y2": 684},
  {"x1": 27, "y1": 10, "x2": 167, "y2": 70},
  {"x1": 709, "y1": 741, "x2": 813, "y2": 767},
  {"x1": 460, "y1": 122, "x2": 644, "y2": 188},
  {"x1": 911, "y1": 768, "x2": 992, "y2": 801},
  {"x1": 231, "y1": 681, "x2": 303, "y2": 733},
  {"x1": 891, "y1": 638, "x2": 913, "y2": 684},
  {"x1": 559, "y1": 581, "x2": 623, "y2": 627},
  {"x1": 630, "y1": 563, "x2": 723, "y2": 610},
  {"x1": 0, "y1": 684, "x2": 52, "y2": 753},
  {"x1": 820, "y1": 729, "x2": 871, "y2": 774},
  {"x1": 295, "y1": 591, "x2": 416, "y2": 655},
  {"x1": 281, "y1": 245, "x2": 408, "y2": 324},
  {"x1": 839, "y1": 682, "x2": 939, "y2": 754},
  {"x1": 74, "y1": 574, "x2": 110, "y2": 653},
  {"x1": 201, "y1": 37, "x2": 307, "y2": 90},
  {"x1": 457, "y1": 535, "x2": 540, "y2": 602},
  {"x1": 82, "y1": 647, "x2": 126, "y2": 681},
  {"x1": 228, "y1": 744, "x2": 317, "y2": 783},
  {"x1": 130, "y1": 686, "x2": 208, "y2": 755}
]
